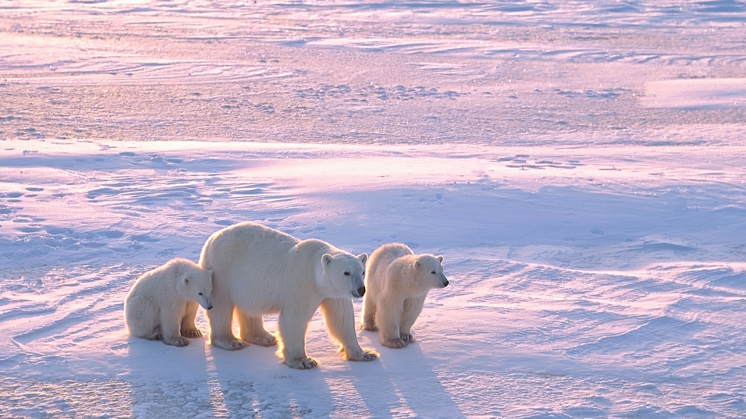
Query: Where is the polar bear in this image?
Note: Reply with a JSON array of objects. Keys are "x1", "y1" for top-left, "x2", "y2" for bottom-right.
[
  {"x1": 124, "y1": 258, "x2": 213, "y2": 347},
  {"x1": 198, "y1": 222, "x2": 378, "y2": 369},
  {"x1": 361, "y1": 243, "x2": 449, "y2": 348}
]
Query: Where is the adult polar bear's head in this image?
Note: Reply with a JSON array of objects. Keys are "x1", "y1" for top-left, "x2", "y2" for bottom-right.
[{"x1": 320, "y1": 252, "x2": 368, "y2": 299}]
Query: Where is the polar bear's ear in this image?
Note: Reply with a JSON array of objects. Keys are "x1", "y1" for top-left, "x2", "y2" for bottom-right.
[
  {"x1": 357, "y1": 253, "x2": 368, "y2": 266},
  {"x1": 414, "y1": 260, "x2": 421, "y2": 269},
  {"x1": 437, "y1": 255, "x2": 444, "y2": 264},
  {"x1": 176, "y1": 268, "x2": 189, "y2": 285},
  {"x1": 321, "y1": 253, "x2": 333, "y2": 266}
]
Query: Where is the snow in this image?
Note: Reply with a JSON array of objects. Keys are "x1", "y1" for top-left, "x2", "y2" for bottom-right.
[
  {"x1": 2, "y1": 0, "x2": 746, "y2": 417},
  {"x1": 644, "y1": 78, "x2": 746, "y2": 109}
]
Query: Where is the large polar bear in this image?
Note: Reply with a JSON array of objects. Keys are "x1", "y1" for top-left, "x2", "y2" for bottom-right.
[
  {"x1": 361, "y1": 243, "x2": 449, "y2": 348},
  {"x1": 198, "y1": 222, "x2": 378, "y2": 369},
  {"x1": 124, "y1": 258, "x2": 214, "y2": 347}
]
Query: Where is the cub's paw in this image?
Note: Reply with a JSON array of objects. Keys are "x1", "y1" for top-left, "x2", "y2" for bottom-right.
[
  {"x1": 211, "y1": 338, "x2": 248, "y2": 351},
  {"x1": 400, "y1": 333, "x2": 416, "y2": 344},
  {"x1": 287, "y1": 357, "x2": 319, "y2": 370},
  {"x1": 252, "y1": 334, "x2": 278, "y2": 347},
  {"x1": 383, "y1": 337, "x2": 408, "y2": 349},
  {"x1": 181, "y1": 328, "x2": 203, "y2": 338},
  {"x1": 361, "y1": 322, "x2": 378, "y2": 332},
  {"x1": 164, "y1": 336, "x2": 190, "y2": 347}
]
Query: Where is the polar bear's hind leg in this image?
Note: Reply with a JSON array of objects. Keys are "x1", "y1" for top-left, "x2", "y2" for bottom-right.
[
  {"x1": 236, "y1": 309, "x2": 277, "y2": 347},
  {"x1": 207, "y1": 301, "x2": 247, "y2": 350}
]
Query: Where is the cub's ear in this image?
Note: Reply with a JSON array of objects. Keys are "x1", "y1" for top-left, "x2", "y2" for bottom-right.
[
  {"x1": 437, "y1": 255, "x2": 444, "y2": 264},
  {"x1": 414, "y1": 260, "x2": 421, "y2": 269},
  {"x1": 207, "y1": 269, "x2": 214, "y2": 278},
  {"x1": 321, "y1": 253, "x2": 333, "y2": 266},
  {"x1": 176, "y1": 268, "x2": 190, "y2": 285},
  {"x1": 357, "y1": 253, "x2": 368, "y2": 266}
]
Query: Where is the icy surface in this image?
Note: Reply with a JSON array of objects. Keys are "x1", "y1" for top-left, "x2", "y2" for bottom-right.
[{"x1": 2, "y1": 1, "x2": 746, "y2": 418}]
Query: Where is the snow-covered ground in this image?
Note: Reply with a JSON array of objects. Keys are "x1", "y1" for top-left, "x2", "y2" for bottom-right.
[{"x1": 2, "y1": 1, "x2": 746, "y2": 418}]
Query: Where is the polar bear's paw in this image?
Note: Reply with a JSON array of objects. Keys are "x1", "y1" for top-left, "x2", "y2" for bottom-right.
[
  {"x1": 287, "y1": 357, "x2": 319, "y2": 370},
  {"x1": 164, "y1": 336, "x2": 190, "y2": 347},
  {"x1": 383, "y1": 337, "x2": 408, "y2": 349},
  {"x1": 181, "y1": 328, "x2": 203, "y2": 338},
  {"x1": 212, "y1": 337, "x2": 248, "y2": 351},
  {"x1": 361, "y1": 321, "x2": 378, "y2": 332},
  {"x1": 344, "y1": 348, "x2": 379, "y2": 362},
  {"x1": 400, "y1": 333, "x2": 416, "y2": 344},
  {"x1": 252, "y1": 334, "x2": 278, "y2": 347}
]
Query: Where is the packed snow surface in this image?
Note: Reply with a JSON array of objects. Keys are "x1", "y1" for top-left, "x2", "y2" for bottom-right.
[{"x1": 2, "y1": 0, "x2": 746, "y2": 418}]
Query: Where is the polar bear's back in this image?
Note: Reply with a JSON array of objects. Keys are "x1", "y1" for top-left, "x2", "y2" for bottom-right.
[
  {"x1": 366, "y1": 243, "x2": 414, "y2": 294},
  {"x1": 369, "y1": 243, "x2": 413, "y2": 270},
  {"x1": 202, "y1": 221, "x2": 298, "y2": 258},
  {"x1": 200, "y1": 222, "x2": 301, "y2": 274},
  {"x1": 126, "y1": 258, "x2": 184, "y2": 302}
]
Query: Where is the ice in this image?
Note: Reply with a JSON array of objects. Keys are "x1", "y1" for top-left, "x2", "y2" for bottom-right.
[{"x1": 2, "y1": 0, "x2": 746, "y2": 418}]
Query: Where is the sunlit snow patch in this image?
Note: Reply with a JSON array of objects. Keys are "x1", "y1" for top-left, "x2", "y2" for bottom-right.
[{"x1": 643, "y1": 78, "x2": 746, "y2": 109}]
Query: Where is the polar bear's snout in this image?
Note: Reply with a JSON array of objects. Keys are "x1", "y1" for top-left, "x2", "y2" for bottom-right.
[
  {"x1": 199, "y1": 295, "x2": 214, "y2": 310},
  {"x1": 438, "y1": 272, "x2": 449, "y2": 288},
  {"x1": 350, "y1": 271, "x2": 366, "y2": 298},
  {"x1": 351, "y1": 285, "x2": 366, "y2": 298}
]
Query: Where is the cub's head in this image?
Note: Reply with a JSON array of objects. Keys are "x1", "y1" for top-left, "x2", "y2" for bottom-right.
[
  {"x1": 320, "y1": 252, "x2": 368, "y2": 299},
  {"x1": 414, "y1": 254, "x2": 449, "y2": 290},
  {"x1": 175, "y1": 261, "x2": 214, "y2": 310}
]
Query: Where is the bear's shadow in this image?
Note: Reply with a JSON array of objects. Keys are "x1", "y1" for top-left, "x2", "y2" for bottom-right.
[
  {"x1": 208, "y1": 339, "x2": 338, "y2": 417},
  {"x1": 206, "y1": 338, "x2": 464, "y2": 417},
  {"x1": 123, "y1": 326, "x2": 463, "y2": 417},
  {"x1": 124, "y1": 334, "x2": 210, "y2": 381},
  {"x1": 352, "y1": 339, "x2": 465, "y2": 418}
]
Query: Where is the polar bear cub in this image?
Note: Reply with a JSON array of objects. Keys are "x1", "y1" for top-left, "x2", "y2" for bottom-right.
[
  {"x1": 361, "y1": 243, "x2": 449, "y2": 348},
  {"x1": 124, "y1": 258, "x2": 213, "y2": 347},
  {"x1": 199, "y1": 222, "x2": 378, "y2": 369}
]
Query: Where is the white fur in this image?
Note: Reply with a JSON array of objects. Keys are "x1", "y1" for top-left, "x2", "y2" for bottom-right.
[
  {"x1": 124, "y1": 258, "x2": 213, "y2": 347},
  {"x1": 361, "y1": 243, "x2": 448, "y2": 348},
  {"x1": 198, "y1": 222, "x2": 378, "y2": 369}
]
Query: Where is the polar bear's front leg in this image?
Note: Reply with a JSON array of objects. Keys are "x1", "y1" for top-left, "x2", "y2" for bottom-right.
[
  {"x1": 180, "y1": 301, "x2": 203, "y2": 338},
  {"x1": 206, "y1": 302, "x2": 247, "y2": 350},
  {"x1": 376, "y1": 297, "x2": 407, "y2": 349},
  {"x1": 399, "y1": 296, "x2": 426, "y2": 344},
  {"x1": 236, "y1": 309, "x2": 278, "y2": 347},
  {"x1": 360, "y1": 296, "x2": 378, "y2": 331},
  {"x1": 320, "y1": 298, "x2": 378, "y2": 362},
  {"x1": 278, "y1": 308, "x2": 317, "y2": 369},
  {"x1": 160, "y1": 308, "x2": 189, "y2": 347}
]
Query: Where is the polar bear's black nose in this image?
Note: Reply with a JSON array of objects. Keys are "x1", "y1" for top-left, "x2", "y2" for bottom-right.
[
  {"x1": 442, "y1": 279, "x2": 449, "y2": 287},
  {"x1": 206, "y1": 304, "x2": 213, "y2": 310},
  {"x1": 356, "y1": 286, "x2": 366, "y2": 297}
]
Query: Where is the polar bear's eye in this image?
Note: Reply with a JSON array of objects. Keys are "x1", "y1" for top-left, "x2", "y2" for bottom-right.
[
  {"x1": 362, "y1": 271, "x2": 365, "y2": 276},
  {"x1": 198, "y1": 292, "x2": 203, "y2": 296},
  {"x1": 430, "y1": 271, "x2": 436, "y2": 275},
  {"x1": 344, "y1": 272, "x2": 350, "y2": 276}
]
